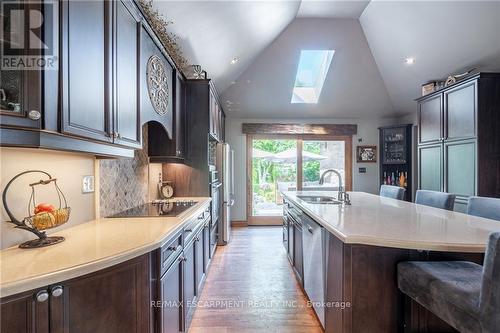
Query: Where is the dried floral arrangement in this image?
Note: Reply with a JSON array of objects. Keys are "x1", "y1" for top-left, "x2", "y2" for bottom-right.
[{"x1": 139, "y1": 0, "x2": 189, "y2": 73}]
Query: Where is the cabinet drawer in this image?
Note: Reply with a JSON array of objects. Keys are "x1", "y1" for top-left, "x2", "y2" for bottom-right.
[
  {"x1": 160, "y1": 232, "x2": 182, "y2": 276},
  {"x1": 184, "y1": 212, "x2": 209, "y2": 245}
]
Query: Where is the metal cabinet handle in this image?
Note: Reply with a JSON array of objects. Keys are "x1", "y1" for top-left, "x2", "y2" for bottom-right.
[
  {"x1": 35, "y1": 290, "x2": 49, "y2": 302},
  {"x1": 28, "y1": 110, "x2": 41, "y2": 120},
  {"x1": 167, "y1": 245, "x2": 182, "y2": 252},
  {"x1": 184, "y1": 229, "x2": 192, "y2": 233},
  {"x1": 198, "y1": 214, "x2": 204, "y2": 220},
  {"x1": 178, "y1": 256, "x2": 187, "y2": 262},
  {"x1": 50, "y1": 285, "x2": 63, "y2": 298},
  {"x1": 307, "y1": 226, "x2": 313, "y2": 233}
]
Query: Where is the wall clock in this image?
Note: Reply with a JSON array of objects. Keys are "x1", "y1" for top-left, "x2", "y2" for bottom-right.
[{"x1": 146, "y1": 55, "x2": 169, "y2": 116}]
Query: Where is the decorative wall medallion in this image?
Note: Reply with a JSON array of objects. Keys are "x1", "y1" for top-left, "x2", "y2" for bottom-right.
[{"x1": 146, "y1": 55, "x2": 169, "y2": 116}]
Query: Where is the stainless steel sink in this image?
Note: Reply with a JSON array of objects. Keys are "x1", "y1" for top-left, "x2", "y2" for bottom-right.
[{"x1": 297, "y1": 195, "x2": 341, "y2": 204}]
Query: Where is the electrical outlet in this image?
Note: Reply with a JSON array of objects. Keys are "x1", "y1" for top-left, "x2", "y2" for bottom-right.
[{"x1": 82, "y1": 175, "x2": 95, "y2": 193}]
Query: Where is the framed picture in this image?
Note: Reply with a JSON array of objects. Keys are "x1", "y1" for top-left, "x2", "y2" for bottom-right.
[{"x1": 357, "y1": 145, "x2": 377, "y2": 163}]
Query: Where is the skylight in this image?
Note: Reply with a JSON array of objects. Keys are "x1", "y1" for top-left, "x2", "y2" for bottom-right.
[{"x1": 291, "y1": 50, "x2": 335, "y2": 104}]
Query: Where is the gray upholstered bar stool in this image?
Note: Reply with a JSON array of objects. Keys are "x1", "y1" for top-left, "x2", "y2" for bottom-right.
[
  {"x1": 398, "y1": 232, "x2": 500, "y2": 333},
  {"x1": 379, "y1": 185, "x2": 406, "y2": 200},
  {"x1": 467, "y1": 196, "x2": 500, "y2": 221},
  {"x1": 415, "y1": 190, "x2": 456, "y2": 211}
]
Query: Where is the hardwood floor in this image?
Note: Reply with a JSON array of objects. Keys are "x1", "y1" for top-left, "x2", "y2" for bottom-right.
[{"x1": 188, "y1": 226, "x2": 322, "y2": 333}]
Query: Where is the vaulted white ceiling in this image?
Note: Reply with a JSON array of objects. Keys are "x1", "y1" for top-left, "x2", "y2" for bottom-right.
[
  {"x1": 360, "y1": 0, "x2": 500, "y2": 114},
  {"x1": 153, "y1": 0, "x2": 500, "y2": 119},
  {"x1": 152, "y1": 0, "x2": 300, "y2": 92},
  {"x1": 222, "y1": 17, "x2": 393, "y2": 118}
]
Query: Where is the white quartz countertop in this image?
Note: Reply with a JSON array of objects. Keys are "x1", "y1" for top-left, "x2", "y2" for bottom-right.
[
  {"x1": 282, "y1": 191, "x2": 500, "y2": 253},
  {"x1": 0, "y1": 198, "x2": 211, "y2": 298}
]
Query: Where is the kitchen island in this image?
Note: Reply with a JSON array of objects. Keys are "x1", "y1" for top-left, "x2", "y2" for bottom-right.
[
  {"x1": 282, "y1": 191, "x2": 500, "y2": 333},
  {"x1": 0, "y1": 198, "x2": 213, "y2": 333}
]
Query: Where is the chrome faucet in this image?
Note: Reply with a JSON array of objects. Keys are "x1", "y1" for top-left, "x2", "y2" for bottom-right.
[{"x1": 319, "y1": 169, "x2": 351, "y2": 205}]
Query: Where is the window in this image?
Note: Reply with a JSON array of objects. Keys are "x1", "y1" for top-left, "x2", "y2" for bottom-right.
[{"x1": 291, "y1": 50, "x2": 334, "y2": 104}]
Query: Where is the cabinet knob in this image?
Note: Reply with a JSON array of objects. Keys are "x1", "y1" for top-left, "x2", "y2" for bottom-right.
[
  {"x1": 184, "y1": 228, "x2": 192, "y2": 233},
  {"x1": 179, "y1": 256, "x2": 187, "y2": 262},
  {"x1": 35, "y1": 290, "x2": 49, "y2": 302},
  {"x1": 50, "y1": 285, "x2": 63, "y2": 298},
  {"x1": 28, "y1": 110, "x2": 41, "y2": 120}
]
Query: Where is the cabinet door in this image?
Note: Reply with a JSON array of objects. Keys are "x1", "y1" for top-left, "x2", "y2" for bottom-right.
[
  {"x1": 418, "y1": 94, "x2": 442, "y2": 144},
  {"x1": 209, "y1": 225, "x2": 218, "y2": 258},
  {"x1": 208, "y1": 91, "x2": 215, "y2": 137},
  {"x1": 418, "y1": 144, "x2": 443, "y2": 192},
  {"x1": 183, "y1": 240, "x2": 196, "y2": 315},
  {"x1": 445, "y1": 140, "x2": 476, "y2": 207},
  {"x1": 203, "y1": 222, "x2": 210, "y2": 272},
  {"x1": 159, "y1": 256, "x2": 182, "y2": 333},
  {"x1": 288, "y1": 219, "x2": 294, "y2": 264},
  {"x1": 293, "y1": 224, "x2": 303, "y2": 286},
  {"x1": 0, "y1": 288, "x2": 49, "y2": 333},
  {"x1": 59, "y1": 254, "x2": 150, "y2": 333},
  {"x1": 113, "y1": 0, "x2": 141, "y2": 148},
  {"x1": 174, "y1": 74, "x2": 186, "y2": 158},
  {"x1": 220, "y1": 112, "x2": 226, "y2": 142},
  {"x1": 194, "y1": 229, "x2": 205, "y2": 294},
  {"x1": 445, "y1": 81, "x2": 476, "y2": 141},
  {"x1": 0, "y1": 1, "x2": 42, "y2": 129},
  {"x1": 60, "y1": 0, "x2": 112, "y2": 142}
]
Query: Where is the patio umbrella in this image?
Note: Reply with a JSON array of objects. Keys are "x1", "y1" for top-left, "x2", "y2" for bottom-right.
[
  {"x1": 272, "y1": 148, "x2": 327, "y2": 163},
  {"x1": 252, "y1": 148, "x2": 275, "y2": 160}
]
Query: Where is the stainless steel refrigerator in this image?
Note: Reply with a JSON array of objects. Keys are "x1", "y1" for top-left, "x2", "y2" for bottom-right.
[{"x1": 216, "y1": 143, "x2": 234, "y2": 245}]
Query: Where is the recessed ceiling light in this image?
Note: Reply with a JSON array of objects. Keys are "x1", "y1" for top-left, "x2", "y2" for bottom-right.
[
  {"x1": 230, "y1": 57, "x2": 239, "y2": 65},
  {"x1": 404, "y1": 57, "x2": 415, "y2": 65}
]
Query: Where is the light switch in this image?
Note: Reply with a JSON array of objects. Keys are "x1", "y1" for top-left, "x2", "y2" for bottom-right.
[{"x1": 82, "y1": 175, "x2": 95, "y2": 193}]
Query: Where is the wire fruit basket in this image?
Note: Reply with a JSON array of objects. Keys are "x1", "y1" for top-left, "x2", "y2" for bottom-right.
[{"x1": 2, "y1": 170, "x2": 71, "y2": 248}]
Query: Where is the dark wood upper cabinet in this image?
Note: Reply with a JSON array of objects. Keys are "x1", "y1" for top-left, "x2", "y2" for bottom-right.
[
  {"x1": 148, "y1": 72, "x2": 186, "y2": 161},
  {"x1": 0, "y1": 0, "x2": 43, "y2": 130},
  {"x1": 140, "y1": 25, "x2": 173, "y2": 137},
  {"x1": 60, "y1": 0, "x2": 112, "y2": 143},
  {"x1": 417, "y1": 73, "x2": 500, "y2": 210},
  {"x1": 60, "y1": 0, "x2": 143, "y2": 147},
  {"x1": 208, "y1": 87, "x2": 225, "y2": 142},
  {"x1": 113, "y1": 0, "x2": 142, "y2": 148},
  {"x1": 418, "y1": 94, "x2": 442, "y2": 144},
  {"x1": 444, "y1": 80, "x2": 476, "y2": 141}
]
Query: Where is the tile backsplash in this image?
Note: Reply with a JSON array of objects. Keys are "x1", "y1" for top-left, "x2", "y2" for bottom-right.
[{"x1": 99, "y1": 128, "x2": 149, "y2": 217}]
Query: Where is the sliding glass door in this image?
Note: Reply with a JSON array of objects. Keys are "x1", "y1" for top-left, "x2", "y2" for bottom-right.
[
  {"x1": 247, "y1": 135, "x2": 351, "y2": 225},
  {"x1": 302, "y1": 140, "x2": 345, "y2": 190}
]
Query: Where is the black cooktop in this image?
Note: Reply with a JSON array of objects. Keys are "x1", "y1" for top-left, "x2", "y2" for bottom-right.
[{"x1": 110, "y1": 200, "x2": 198, "y2": 218}]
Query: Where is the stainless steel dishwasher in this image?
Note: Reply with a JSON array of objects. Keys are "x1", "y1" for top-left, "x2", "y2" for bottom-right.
[{"x1": 302, "y1": 213, "x2": 326, "y2": 328}]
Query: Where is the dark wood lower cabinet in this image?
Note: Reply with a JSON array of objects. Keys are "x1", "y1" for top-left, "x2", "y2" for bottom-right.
[
  {"x1": 182, "y1": 239, "x2": 196, "y2": 330},
  {"x1": 194, "y1": 228, "x2": 205, "y2": 293},
  {"x1": 159, "y1": 255, "x2": 183, "y2": 333},
  {"x1": 293, "y1": 222, "x2": 303, "y2": 286},
  {"x1": 1, "y1": 288, "x2": 49, "y2": 333},
  {"x1": 203, "y1": 221, "x2": 210, "y2": 273},
  {"x1": 1, "y1": 254, "x2": 151, "y2": 333}
]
